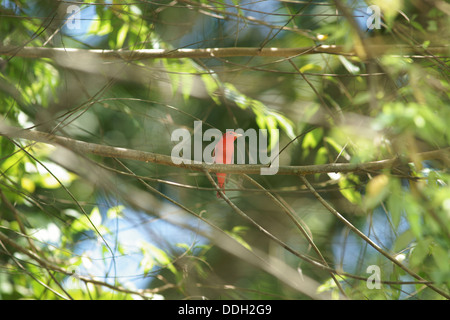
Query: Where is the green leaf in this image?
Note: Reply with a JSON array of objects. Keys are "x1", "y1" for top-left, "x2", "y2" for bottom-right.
[
  {"x1": 116, "y1": 24, "x2": 129, "y2": 48},
  {"x1": 225, "y1": 226, "x2": 252, "y2": 251},
  {"x1": 339, "y1": 174, "x2": 362, "y2": 205},
  {"x1": 317, "y1": 276, "x2": 346, "y2": 299},
  {"x1": 269, "y1": 111, "x2": 297, "y2": 142},
  {"x1": 410, "y1": 238, "x2": 433, "y2": 268},
  {"x1": 141, "y1": 243, "x2": 178, "y2": 276},
  {"x1": 387, "y1": 179, "x2": 403, "y2": 229},
  {"x1": 303, "y1": 130, "x2": 320, "y2": 149},
  {"x1": 164, "y1": 59, "x2": 197, "y2": 101},
  {"x1": 299, "y1": 63, "x2": 321, "y2": 73},
  {"x1": 89, "y1": 16, "x2": 112, "y2": 36},
  {"x1": 364, "y1": 174, "x2": 390, "y2": 210},
  {"x1": 431, "y1": 245, "x2": 449, "y2": 273},
  {"x1": 107, "y1": 205, "x2": 125, "y2": 219},
  {"x1": 71, "y1": 207, "x2": 102, "y2": 233},
  {"x1": 222, "y1": 83, "x2": 297, "y2": 142},
  {"x1": 394, "y1": 229, "x2": 415, "y2": 253},
  {"x1": 338, "y1": 55, "x2": 360, "y2": 74},
  {"x1": 315, "y1": 146, "x2": 328, "y2": 165},
  {"x1": 404, "y1": 194, "x2": 423, "y2": 239},
  {"x1": 201, "y1": 74, "x2": 221, "y2": 104}
]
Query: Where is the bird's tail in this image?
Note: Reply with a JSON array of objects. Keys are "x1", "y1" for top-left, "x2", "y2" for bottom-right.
[{"x1": 216, "y1": 172, "x2": 226, "y2": 199}]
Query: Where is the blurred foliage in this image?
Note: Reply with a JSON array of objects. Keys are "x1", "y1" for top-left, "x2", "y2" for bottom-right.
[{"x1": 0, "y1": 0, "x2": 449, "y2": 300}]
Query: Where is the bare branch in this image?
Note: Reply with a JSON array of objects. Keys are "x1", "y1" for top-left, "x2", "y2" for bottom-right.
[
  {"x1": 1, "y1": 123, "x2": 448, "y2": 175},
  {"x1": 1, "y1": 44, "x2": 448, "y2": 61}
]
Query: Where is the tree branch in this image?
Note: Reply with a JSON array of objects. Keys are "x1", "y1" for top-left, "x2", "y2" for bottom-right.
[
  {"x1": 1, "y1": 123, "x2": 448, "y2": 175},
  {"x1": 1, "y1": 44, "x2": 448, "y2": 61}
]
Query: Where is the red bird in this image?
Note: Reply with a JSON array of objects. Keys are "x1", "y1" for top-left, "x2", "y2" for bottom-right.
[{"x1": 213, "y1": 131, "x2": 241, "y2": 198}]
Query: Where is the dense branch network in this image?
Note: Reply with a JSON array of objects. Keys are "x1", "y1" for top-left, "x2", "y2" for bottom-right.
[{"x1": 1, "y1": 0, "x2": 449, "y2": 301}]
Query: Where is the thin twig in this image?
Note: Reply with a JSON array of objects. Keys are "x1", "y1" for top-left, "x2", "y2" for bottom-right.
[
  {"x1": 299, "y1": 175, "x2": 450, "y2": 299},
  {"x1": 204, "y1": 171, "x2": 336, "y2": 274},
  {"x1": 0, "y1": 231, "x2": 174, "y2": 299},
  {"x1": 242, "y1": 174, "x2": 348, "y2": 298}
]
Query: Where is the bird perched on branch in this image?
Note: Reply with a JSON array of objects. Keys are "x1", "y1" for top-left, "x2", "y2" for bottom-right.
[{"x1": 213, "y1": 131, "x2": 242, "y2": 198}]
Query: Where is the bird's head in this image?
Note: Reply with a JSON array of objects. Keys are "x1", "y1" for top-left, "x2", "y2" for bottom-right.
[{"x1": 224, "y1": 131, "x2": 242, "y2": 140}]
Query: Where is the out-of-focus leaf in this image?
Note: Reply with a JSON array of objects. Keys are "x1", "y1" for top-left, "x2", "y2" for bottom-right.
[
  {"x1": 225, "y1": 226, "x2": 252, "y2": 251},
  {"x1": 201, "y1": 73, "x2": 221, "y2": 104},
  {"x1": 338, "y1": 55, "x2": 360, "y2": 74},
  {"x1": 71, "y1": 206, "x2": 102, "y2": 233},
  {"x1": 116, "y1": 23, "x2": 129, "y2": 48},
  {"x1": 364, "y1": 174, "x2": 390, "y2": 210},
  {"x1": 339, "y1": 174, "x2": 362, "y2": 205},
  {"x1": 107, "y1": 205, "x2": 125, "y2": 219},
  {"x1": 410, "y1": 237, "x2": 432, "y2": 268},
  {"x1": 141, "y1": 242, "x2": 178, "y2": 276}
]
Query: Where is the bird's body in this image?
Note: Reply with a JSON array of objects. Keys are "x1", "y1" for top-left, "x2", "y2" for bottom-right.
[{"x1": 213, "y1": 131, "x2": 241, "y2": 198}]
